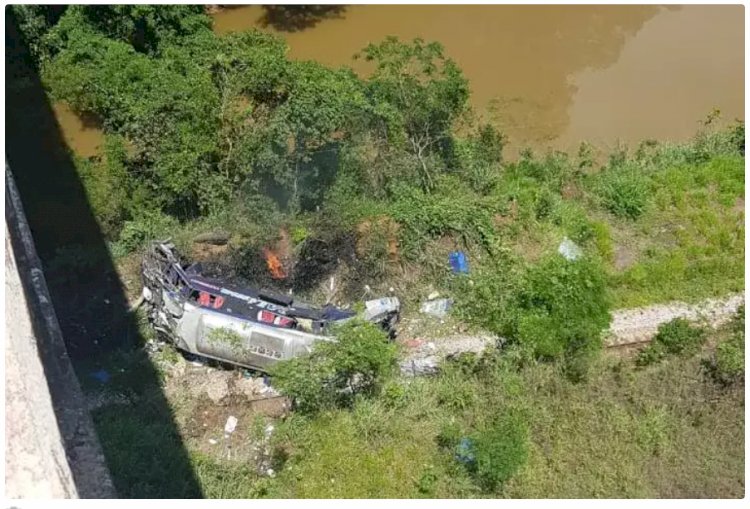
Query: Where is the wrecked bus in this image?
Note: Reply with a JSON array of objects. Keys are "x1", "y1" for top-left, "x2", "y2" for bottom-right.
[{"x1": 141, "y1": 241, "x2": 400, "y2": 371}]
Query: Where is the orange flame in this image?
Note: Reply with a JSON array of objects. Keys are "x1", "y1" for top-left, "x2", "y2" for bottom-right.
[{"x1": 263, "y1": 247, "x2": 286, "y2": 279}]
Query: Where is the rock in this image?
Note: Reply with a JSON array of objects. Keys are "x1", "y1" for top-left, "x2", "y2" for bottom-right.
[
  {"x1": 235, "y1": 376, "x2": 267, "y2": 399},
  {"x1": 206, "y1": 376, "x2": 230, "y2": 404}
]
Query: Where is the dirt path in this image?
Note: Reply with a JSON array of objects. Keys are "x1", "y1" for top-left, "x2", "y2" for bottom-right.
[
  {"x1": 400, "y1": 293, "x2": 745, "y2": 374},
  {"x1": 605, "y1": 293, "x2": 744, "y2": 347}
]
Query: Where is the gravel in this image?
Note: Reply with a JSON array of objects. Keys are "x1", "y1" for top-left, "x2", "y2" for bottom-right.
[
  {"x1": 606, "y1": 293, "x2": 744, "y2": 347},
  {"x1": 399, "y1": 293, "x2": 745, "y2": 375}
]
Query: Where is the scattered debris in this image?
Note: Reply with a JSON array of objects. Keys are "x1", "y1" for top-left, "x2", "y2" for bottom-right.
[
  {"x1": 89, "y1": 369, "x2": 110, "y2": 384},
  {"x1": 399, "y1": 334, "x2": 500, "y2": 376},
  {"x1": 420, "y1": 298, "x2": 453, "y2": 318},
  {"x1": 455, "y1": 437, "x2": 476, "y2": 465},
  {"x1": 86, "y1": 390, "x2": 133, "y2": 412},
  {"x1": 428, "y1": 291, "x2": 440, "y2": 300},
  {"x1": 205, "y1": 375, "x2": 231, "y2": 404},
  {"x1": 264, "y1": 424, "x2": 275, "y2": 439},
  {"x1": 449, "y1": 251, "x2": 470, "y2": 274},
  {"x1": 208, "y1": 438, "x2": 218, "y2": 445},
  {"x1": 558, "y1": 237, "x2": 582, "y2": 261}
]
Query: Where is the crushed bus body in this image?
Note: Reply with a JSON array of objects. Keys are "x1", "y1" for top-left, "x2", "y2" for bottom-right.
[{"x1": 141, "y1": 241, "x2": 400, "y2": 371}]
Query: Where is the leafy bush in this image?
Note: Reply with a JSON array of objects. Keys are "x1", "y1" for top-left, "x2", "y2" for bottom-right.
[
  {"x1": 390, "y1": 178, "x2": 497, "y2": 258},
  {"x1": 114, "y1": 210, "x2": 178, "y2": 254},
  {"x1": 637, "y1": 318, "x2": 707, "y2": 366},
  {"x1": 597, "y1": 169, "x2": 650, "y2": 219},
  {"x1": 269, "y1": 321, "x2": 397, "y2": 413},
  {"x1": 552, "y1": 201, "x2": 595, "y2": 244},
  {"x1": 706, "y1": 305, "x2": 744, "y2": 385},
  {"x1": 76, "y1": 135, "x2": 131, "y2": 238},
  {"x1": 454, "y1": 123, "x2": 505, "y2": 194},
  {"x1": 468, "y1": 413, "x2": 529, "y2": 492},
  {"x1": 457, "y1": 253, "x2": 610, "y2": 379},
  {"x1": 712, "y1": 335, "x2": 744, "y2": 384},
  {"x1": 514, "y1": 149, "x2": 574, "y2": 191},
  {"x1": 516, "y1": 256, "x2": 611, "y2": 362}
]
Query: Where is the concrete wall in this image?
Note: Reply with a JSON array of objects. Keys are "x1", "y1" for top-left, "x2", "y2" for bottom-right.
[{"x1": 4, "y1": 165, "x2": 115, "y2": 498}]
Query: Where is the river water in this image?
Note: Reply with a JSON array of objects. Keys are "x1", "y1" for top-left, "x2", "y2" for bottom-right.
[{"x1": 55, "y1": 4, "x2": 744, "y2": 156}]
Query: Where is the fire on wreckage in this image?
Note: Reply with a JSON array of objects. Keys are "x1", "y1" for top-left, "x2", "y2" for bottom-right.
[{"x1": 141, "y1": 241, "x2": 400, "y2": 371}]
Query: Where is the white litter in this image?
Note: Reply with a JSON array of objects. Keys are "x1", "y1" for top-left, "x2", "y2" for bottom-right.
[
  {"x1": 224, "y1": 415, "x2": 238, "y2": 435},
  {"x1": 208, "y1": 438, "x2": 218, "y2": 445},
  {"x1": 264, "y1": 424, "x2": 275, "y2": 438},
  {"x1": 558, "y1": 237, "x2": 583, "y2": 261},
  {"x1": 420, "y1": 298, "x2": 453, "y2": 318}
]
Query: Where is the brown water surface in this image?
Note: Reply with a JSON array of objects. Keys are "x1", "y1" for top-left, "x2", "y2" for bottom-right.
[
  {"x1": 214, "y1": 4, "x2": 744, "y2": 152},
  {"x1": 52, "y1": 102, "x2": 105, "y2": 158},
  {"x1": 53, "y1": 5, "x2": 744, "y2": 157}
]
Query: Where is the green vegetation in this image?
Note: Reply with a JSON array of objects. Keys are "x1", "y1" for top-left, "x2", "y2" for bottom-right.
[
  {"x1": 270, "y1": 321, "x2": 397, "y2": 413},
  {"x1": 637, "y1": 319, "x2": 707, "y2": 366},
  {"x1": 706, "y1": 306, "x2": 745, "y2": 385},
  {"x1": 14, "y1": 5, "x2": 744, "y2": 499}
]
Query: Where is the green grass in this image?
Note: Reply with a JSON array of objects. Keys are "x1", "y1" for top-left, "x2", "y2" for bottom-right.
[
  {"x1": 95, "y1": 128, "x2": 744, "y2": 498},
  {"x1": 254, "y1": 327, "x2": 744, "y2": 498},
  {"x1": 607, "y1": 156, "x2": 744, "y2": 307}
]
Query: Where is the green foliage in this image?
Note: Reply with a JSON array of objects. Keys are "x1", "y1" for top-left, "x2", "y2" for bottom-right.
[
  {"x1": 454, "y1": 123, "x2": 505, "y2": 194},
  {"x1": 270, "y1": 321, "x2": 397, "y2": 413},
  {"x1": 114, "y1": 210, "x2": 178, "y2": 255},
  {"x1": 468, "y1": 413, "x2": 529, "y2": 492},
  {"x1": 390, "y1": 177, "x2": 497, "y2": 258},
  {"x1": 513, "y1": 149, "x2": 576, "y2": 191},
  {"x1": 458, "y1": 253, "x2": 610, "y2": 375},
  {"x1": 597, "y1": 168, "x2": 650, "y2": 219},
  {"x1": 516, "y1": 256, "x2": 610, "y2": 372},
  {"x1": 10, "y1": 5, "x2": 66, "y2": 63},
  {"x1": 45, "y1": 244, "x2": 107, "y2": 287},
  {"x1": 75, "y1": 135, "x2": 131, "y2": 238},
  {"x1": 358, "y1": 37, "x2": 470, "y2": 190},
  {"x1": 637, "y1": 318, "x2": 707, "y2": 366},
  {"x1": 41, "y1": 5, "x2": 211, "y2": 57},
  {"x1": 706, "y1": 306, "x2": 745, "y2": 385}
]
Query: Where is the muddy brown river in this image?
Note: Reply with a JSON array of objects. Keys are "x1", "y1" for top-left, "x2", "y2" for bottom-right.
[{"x1": 56, "y1": 4, "x2": 744, "y2": 156}]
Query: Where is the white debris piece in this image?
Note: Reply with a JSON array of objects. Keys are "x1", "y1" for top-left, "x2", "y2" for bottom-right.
[
  {"x1": 224, "y1": 415, "x2": 238, "y2": 435},
  {"x1": 558, "y1": 237, "x2": 583, "y2": 261},
  {"x1": 363, "y1": 297, "x2": 400, "y2": 321},
  {"x1": 264, "y1": 424, "x2": 275, "y2": 438},
  {"x1": 420, "y1": 298, "x2": 453, "y2": 318}
]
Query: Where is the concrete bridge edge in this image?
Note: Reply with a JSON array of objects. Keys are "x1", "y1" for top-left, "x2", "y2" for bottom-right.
[{"x1": 5, "y1": 163, "x2": 116, "y2": 498}]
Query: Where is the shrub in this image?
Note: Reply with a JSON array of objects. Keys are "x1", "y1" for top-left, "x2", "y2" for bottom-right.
[
  {"x1": 516, "y1": 255, "x2": 611, "y2": 363},
  {"x1": 637, "y1": 318, "x2": 707, "y2": 366},
  {"x1": 454, "y1": 123, "x2": 505, "y2": 195},
  {"x1": 456, "y1": 253, "x2": 610, "y2": 380},
  {"x1": 390, "y1": 178, "x2": 497, "y2": 258},
  {"x1": 712, "y1": 335, "x2": 744, "y2": 384},
  {"x1": 552, "y1": 202, "x2": 594, "y2": 244},
  {"x1": 114, "y1": 209, "x2": 178, "y2": 254},
  {"x1": 468, "y1": 413, "x2": 529, "y2": 492},
  {"x1": 706, "y1": 305, "x2": 744, "y2": 385},
  {"x1": 597, "y1": 169, "x2": 649, "y2": 220},
  {"x1": 269, "y1": 320, "x2": 397, "y2": 413}
]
